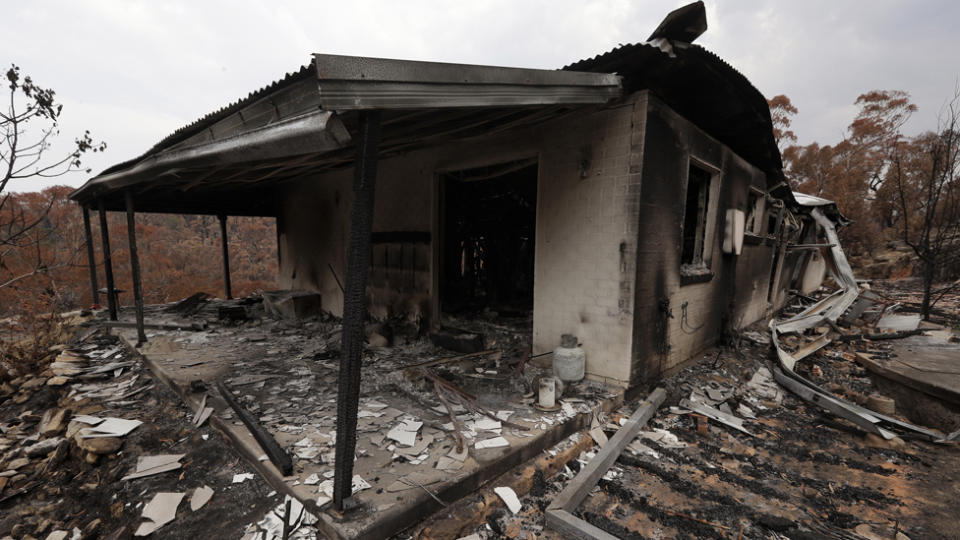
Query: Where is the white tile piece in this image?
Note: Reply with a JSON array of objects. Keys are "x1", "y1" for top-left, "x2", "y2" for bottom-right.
[
  {"x1": 471, "y1": 418, "x2": 502, "y2": 431},
  {"x1": 493, "y1": 486, "x2": 522, "y2": 514},
  {"x1": 79, "y1": 417, "x2": 142, "y2": 438},
  {"x1": 474, "y1": 437, "x2": 509, "y2": 449},
  {"x1": 189, "y1": 486, "x2": 214, "y2": 511},
  {"x1": 134, "y1": 492, "x2": 184, "y2": 536},
  {"x1": 386, "y1": 419, "x2": 422, "y2": 447}
]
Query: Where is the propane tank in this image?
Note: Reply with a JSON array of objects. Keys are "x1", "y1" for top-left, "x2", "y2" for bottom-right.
[{"x1": 553, "y1": 334, "x2": 585, "y2": 383}]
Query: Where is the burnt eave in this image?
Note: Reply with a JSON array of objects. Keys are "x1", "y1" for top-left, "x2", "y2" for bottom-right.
[{"x1": 70, "y1": 55, "x2": 623, "y2": 215}]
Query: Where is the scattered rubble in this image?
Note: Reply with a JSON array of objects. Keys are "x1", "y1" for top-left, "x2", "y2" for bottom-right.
[
  {"x1": 0, "y1": 326, "x2": 284, "y2": 538},
  {"x1": 6, "y1": 266, "x2": 957, "y2": 540},
  {"x1": 421, "y1": 276, "x2": 960, "y2": 539}
]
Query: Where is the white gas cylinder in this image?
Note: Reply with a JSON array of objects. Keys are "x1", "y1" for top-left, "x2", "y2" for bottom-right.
[{"x1": 553, "y1": 334, "x2": 585, "y2": 383}]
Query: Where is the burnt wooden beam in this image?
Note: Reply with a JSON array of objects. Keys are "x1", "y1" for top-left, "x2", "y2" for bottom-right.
[
  {"x1": 546, "y1": 388, "x2": 666, "y2": 538},
  {"x1": 218, "y1": 214, "x2": 232, "y2": 299},
  {"x1": 103, "y1": 320, "x2": 206, "y2": 332},
  {"x1": 217, "y1": 381, "x2": 293, "y2": 476},
  {"x1": 97, "y1": 199, "x2": 118, "y2": 321},
  {"x1": 124, "y1": 191, "x2": 147, "y2": 345},
  {"x1": 81, "y1": 205, "x2": 100, "y2": 307},
  {"x1": 333, "y1": 109, "x2": 381, "y2": 511}
]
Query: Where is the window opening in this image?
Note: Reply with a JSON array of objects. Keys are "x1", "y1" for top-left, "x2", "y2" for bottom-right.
[{"x1": 681, "y1": 164, "x2": 711, "y2": 266}]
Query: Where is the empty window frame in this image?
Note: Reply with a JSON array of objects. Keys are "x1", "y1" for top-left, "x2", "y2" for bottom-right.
[
  {"x1": 766, "y1": 199, "x2": 784, "y2": 238},
  {"x1": 681, "y1": 163, "x2": 713, "y2": 266},
  {"x1": 744, "y1": 187, "x2": 765, "y2": 236}
]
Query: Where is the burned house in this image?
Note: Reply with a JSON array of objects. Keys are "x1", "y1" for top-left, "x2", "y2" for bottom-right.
[
  {"x1": 64, "y1": 2, "x2": 863, "y2": 533},
  {"x1": 70, "y1": 4, "x2": 829, "y2": 389}
]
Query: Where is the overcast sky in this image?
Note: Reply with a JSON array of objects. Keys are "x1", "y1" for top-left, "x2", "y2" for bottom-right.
[{"x1": 3, "y1": 0, "x2": 959, "y2": 192}]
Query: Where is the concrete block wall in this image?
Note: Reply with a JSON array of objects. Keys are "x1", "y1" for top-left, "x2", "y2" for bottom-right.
[
  {"x1": 532, "y1": 97, "x2": 643, "y2": 385},
  {"x1": 631, "y1": 93, "x2": 779, "y2": 383}
]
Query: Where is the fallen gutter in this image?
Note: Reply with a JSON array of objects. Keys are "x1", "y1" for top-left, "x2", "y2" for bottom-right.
[{"x1": 769, "y1": 208, "x2": 957, "y2": 442}]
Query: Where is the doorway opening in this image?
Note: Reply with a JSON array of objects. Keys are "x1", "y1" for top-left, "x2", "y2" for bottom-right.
[{"x1": 440, "y1": 158, "x2": 537, "y2": 317}]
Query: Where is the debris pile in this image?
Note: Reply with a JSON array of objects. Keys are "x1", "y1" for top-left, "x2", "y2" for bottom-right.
[
  {"x1": 0, "y1": 327, "x2": 281, "y2": 538},
  {"x1": 105, "y1": 298, "x2": 618, "y2": 530}
]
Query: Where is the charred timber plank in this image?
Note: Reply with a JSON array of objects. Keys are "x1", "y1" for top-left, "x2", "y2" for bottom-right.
[
  {"x1": 216, "y1": 381, "x2": 293, "y2": 476},
  {"x1": 549, "y1": 387, "x2": 666, "y2": 513},
  {"x1": 545, "y1": 509, "x2": 618, "y2": 540},
  {"x1": 102, "y1": 320, "x2": 206, "y2": 332}
]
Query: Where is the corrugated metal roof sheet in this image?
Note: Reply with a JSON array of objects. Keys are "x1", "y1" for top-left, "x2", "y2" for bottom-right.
[
  {"x1": 563, "y1": 41, "x2": 784, "y2": 184},
  {"x1": 99, "y1": 59, "x2": 317, "y2": 177}
]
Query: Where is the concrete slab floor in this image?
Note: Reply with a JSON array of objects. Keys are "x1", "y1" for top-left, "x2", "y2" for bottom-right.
[{"x1": 104, "y1": 300, "x2": 622, "y2": 539}]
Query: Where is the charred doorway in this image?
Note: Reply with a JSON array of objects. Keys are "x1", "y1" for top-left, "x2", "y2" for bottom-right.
[{"x1": 440, "y1": 159, "x2": 537, "y2": 315}]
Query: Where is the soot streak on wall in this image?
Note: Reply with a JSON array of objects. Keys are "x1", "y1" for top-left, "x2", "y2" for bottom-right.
[{"x1": 630, "y1": 93, "x2": 777, "y2": 385}]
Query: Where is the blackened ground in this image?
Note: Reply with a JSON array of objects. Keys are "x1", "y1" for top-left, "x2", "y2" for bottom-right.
[
  {"x1": 436, "y1": 280, "x2": 960, "y2": 540},
  {"x1": 0, "y1": 331, "x2": 279, "y2": 539},
  {"x1": 570, "y1": 326, "x2": 960, "y2": 540}
]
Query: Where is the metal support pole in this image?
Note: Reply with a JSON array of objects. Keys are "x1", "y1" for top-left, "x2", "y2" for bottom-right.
[
  {"x1": 124, "y1": 191, "x2": 147, "y2": 345},
  {"x1": 97, "y1": 199, "x2": 118, "y2": 321},
  {"x1": 81, "y1": 205, "x2": 100, "y2": 307},
  {"x1": 333, "y1": 110, "x2": 381, "y2": 511},
  {"x1": 218, "y1": 214, "x2": 233, "y2": 299}
]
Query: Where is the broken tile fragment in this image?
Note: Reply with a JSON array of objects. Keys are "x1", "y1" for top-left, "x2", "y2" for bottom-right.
[
  {"x1": 190, "y1": 486, "x2": 214, "y2": 511},
  {"x1": 134, "y1": 492, "x2": 184, "y2": 536},
  {"x1": 474, "y1": 436, "x2": 509, "y2": 449},
  {"x1": 435, "y1": 456, "x2": 464, "y2": 471},
  {"x1": 386, "y1": 471, "x2": 444, "y2": 492},
  {"x1": 232, "y1": 473, "x2": 255, "y2": 483},
  {"x1": 493, "y1": 486, "x2": 522, "y2": 514},
  {"x1": 78, "y1": 417, "x2": 142, "y2": 438},
  {"x1": 589, "y1": 427, "x2": 609, "y2": 447},
  {"x1": 386, "y1": 419, "x2": 422, "y2": 447}
]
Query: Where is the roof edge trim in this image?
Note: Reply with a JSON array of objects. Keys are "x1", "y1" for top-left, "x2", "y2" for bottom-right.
[
  {"x1": 70, "y1": 110, "x2": 350, "y2": 203},
  {"x1": 314, "y1": 53, "x2": 622, "y2": 87}
]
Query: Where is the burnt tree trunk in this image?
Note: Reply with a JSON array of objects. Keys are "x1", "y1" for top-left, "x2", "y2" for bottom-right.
[{"x1": 921, "y1": 255, "x2": 934, "y2": 320}]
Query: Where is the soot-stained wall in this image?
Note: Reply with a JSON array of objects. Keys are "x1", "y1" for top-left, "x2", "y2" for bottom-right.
[
  {"x1": 630, "y1": 93, "x2": 780, "y2": 384},
  {"x1": 277, "y1": 99, "x2": 643, "y2": 383}
]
